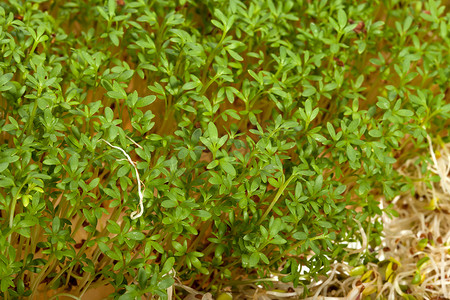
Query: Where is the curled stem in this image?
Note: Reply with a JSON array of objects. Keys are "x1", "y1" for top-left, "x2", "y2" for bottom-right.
[{"x1": 101, "y1": 139, "x2": 144, "y2": 219}]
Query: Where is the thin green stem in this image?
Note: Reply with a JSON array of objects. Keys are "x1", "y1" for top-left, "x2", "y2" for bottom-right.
[
  {"x1": 257, "y1": 173, "x2": 296, "y2": 226},
  {"x1": 201, "y1": 32, "x2": 227, "y2": 83},
  {"x1": 24, "y1": 87, "x2": 42, "y2": 137},
  {"x1": 30, "y1": 256, "x2": 57, "y2": 298},
  {"x1": 7, "y1": 179, "x2": 29, "y2": 245},
  {"x1": 49, "y1": 293, "x2": 81, "y2": 300}
]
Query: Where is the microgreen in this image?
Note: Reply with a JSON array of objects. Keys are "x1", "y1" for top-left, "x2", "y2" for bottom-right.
[{"x1": 0, "y1": 0, "x2": 449, "y2": 299}]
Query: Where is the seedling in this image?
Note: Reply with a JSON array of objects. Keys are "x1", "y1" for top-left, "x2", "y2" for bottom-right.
[{"x1": 0, "y1": 0, "x2": 448, "y2": 299}]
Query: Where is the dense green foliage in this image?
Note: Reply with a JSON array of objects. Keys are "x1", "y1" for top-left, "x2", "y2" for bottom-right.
[{"x1": 0, "y1": 0, "x2": 448, "y2": 299}]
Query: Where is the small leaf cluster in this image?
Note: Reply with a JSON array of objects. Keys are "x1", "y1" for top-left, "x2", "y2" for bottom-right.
[{"x1": 0, "y1": 0, "x2": 449, "y2": 299}]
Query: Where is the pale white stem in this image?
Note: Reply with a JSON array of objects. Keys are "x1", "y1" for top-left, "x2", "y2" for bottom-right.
[
  {"x1": 313, "y1": 265, "x2": 338, "y2": 298},
  {"x1": 440, "y1": 249, "x2": 449, "y2": 298},
  {"x1": 101, "y1": 139, "x2": 144, "y2": 219},
  {"x1": 265, "y1": 291, "x2": 298, "y2": 297},
  {"x1": 304, "y1": 284, "x2": 365, "y2": 300},
  {"x1": 127, "y1": 135, "x2": 143, "y2": 149},
  {"x1": 427, "y1": 135, "x2": 450, "y2": 195},
  {"x1": 344, "y1": 219, "x2": 367, "y2": 255}
]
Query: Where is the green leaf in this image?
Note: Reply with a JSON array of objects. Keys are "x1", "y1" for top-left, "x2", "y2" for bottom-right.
[
  {"x1": 89, "y1": 178, "x2": 100, "y2": 190},
  {"x1": 182, "y1": 81, "x2": 199, "y2": 91},
  {"x1": 125, "y1": 231, "x2": 145, "y2": 241},
  {"x1": 376, "y1": 97, "x2": 390, "y2": 110},
  {"x1": 316, "y1": 220, "x2": 333, "y2": 228},
  {"x1": 108, "y1": 82, "x2": 127, "y2": 99},
  {"x1": 356, "y1": 40, "x2": 366, "y2": 54},
  {"x1": 118, "y1": 293, "x2": 136, "y2": 300},
  {"x1": 0, "y1": 177, "x2": 15, "y2": 187},
  {"x1": 293, "y1": 232, "x2": 307, "y2": 240},
  {"x1": 192, "y1": 210, "x2": 212, "y2": 219},
  {"x1": 158, "y1": 276, "x2": 174, "y2": 290},
  {"x1": 346, "y1": 144, "x2": 357, "y2": 162},
  {"x1": 190, "y1": 255, "x2": 202, "y2": 269},
  {"x1": 106, "y1": 249, "x2": 121, "y2": 260},
  {"x1": 227, "y1": 49, "x2": 243, "y2": 61},
  {"x1": 207, "y1": 122, "x2": 218, "y2": 141},
  {"x1": 309, "y1": 240, "x2": 321, "y2": 255},
  {"x1": 1, "y1": 277, "x2": 14, "y2": 293},
  {"x1": 207, "y1": 160, "x2": 219, "y2": 169},
  {"x1": 150, "y1": 241, "x2": 164, "y2": 254},
  {"x1": 369, "y1": 129, "x2": 382, "y2": 137},
  {"x1": 117, "y1": 165, "x2": 130, "y2": 177},
  {"x1": 43, "y1": 157, "x2": 60, "y2": 165},
  {"x1": 259, "y1": 252, "x2": 269, "y2": 264},
  {"x1": 136, "y1": 95, "x2": 156, "y2": 108},
  {"x1": 0, "y1": 73, "x2": 13, "y2": 88},
  {"x1": 108, "y1": 0, "x2": 116, "y2": 17},
  {"x1": 220, "y1": 161, "x2": 236, "y2": 176},
  {"x1": 311, "y1": 133, "x2": 326, "y2": 143},
  {"x1": 327, "y1": 122, "x2": 336, "y2": 139},
  {"x1": 268, "y1": 177, "x2": 280, "y2": 188},
  {"x1": 109, "y1": 32, "x2": 120, "y2": 47},
  {"x1": 302, "y1": 86, "x2": 316, "y2": 97},
  {"x1": 52, "y1": 216, "x2": 60, "y2": 232},
  {"x1": 249, "y1": 252, "x2": 260, "y2": 267},
  {"x1": 337, "y1": 10, "x2": 347, "y2": 29},
  {"x1": 335, "y1": 185, "x2": 346, "y2": 195},
  {"x1": 107, "y1": 220, "x2": 121, "y2": 234},
  {"x1": 105, "y1": 107, "x2": 114, "y2": 122},
  {"x1": 161, "y1": 199, "x2": 177, "y2": 208},
  {"x1": 161, "y1": 257, "x2": 175, "y2": 274},
  {"x1": 397, "y1": 109, "x2": 414, "y2": 117}
]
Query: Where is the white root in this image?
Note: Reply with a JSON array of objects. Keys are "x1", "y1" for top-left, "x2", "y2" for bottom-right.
[{"x1": 101, "y1": 139, "x2": 144, "y2": 219}]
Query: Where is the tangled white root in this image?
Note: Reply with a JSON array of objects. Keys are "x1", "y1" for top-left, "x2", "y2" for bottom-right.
[
  {"x1": 228, "y1": 139, "x2": 450, "y2": 300},
  {"x1": 311, "y1": 138, "x2": 450, "y2": 299}
]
